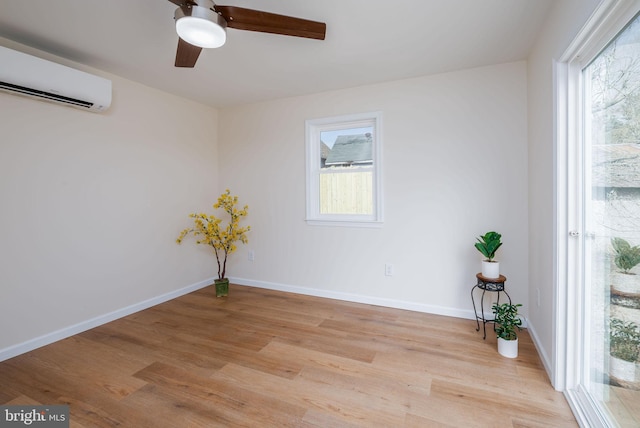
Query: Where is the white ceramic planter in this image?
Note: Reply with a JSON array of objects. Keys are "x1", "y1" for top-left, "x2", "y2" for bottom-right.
[
  {"x1": 611, "y1": 271, "x2": 640, "y2": 295},
  {"x1": 497, "y1": 337, "x2": 518, "y2": 358},
  {"x1": 610, "y1": 355, "x2": 637, "y2": 382},
  {"x1": 481, "y1": 260, "x2": 500, "y2": 279}
]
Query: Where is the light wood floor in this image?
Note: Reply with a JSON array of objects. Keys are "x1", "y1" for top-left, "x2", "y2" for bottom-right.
[{"x1": 0, "y1": 284, "x2": 578, "y2": 427}]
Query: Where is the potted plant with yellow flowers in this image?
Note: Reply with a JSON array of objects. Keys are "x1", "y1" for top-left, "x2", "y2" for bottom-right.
[{"x1": 177, "y1": 189, "x2": 250, "y2": 297}]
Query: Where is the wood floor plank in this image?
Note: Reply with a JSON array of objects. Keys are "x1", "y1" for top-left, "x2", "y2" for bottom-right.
[
  {"x1": 163, "y1": 333, "x2": 303, "y2": 380},
  {"x1": 298, "y1": 408, "x2": 367, "y2": 428},
  {"x1": 428, "y1": 378, "x2": 577, "y2": 427},
  {"x1": 124, "y1": 383, "x2": 248, "y2": 427},
  {"x1": 80, "y1": 325, "x2": 226, "y2": 375},
  {"x1": 212, "y1": 300, "x2": 326, "y2": 327},
  {"x1": 210, "y1": 307, "x2": 379, "y2": 363},
  {"x1": 0, "y1": 284, "x2": 580, "y2": 426},
  {"x1": 58, "y1": 395, "x2": 131, "y2": 428},
  {"x1": 4, "y1": 394, "x2": 42, "y2": 405},
  {"x1": 216, "y1": 362, "x2": 405, "y2": 427},
  {"x1": 404, "y1": 412, "x2": 459, "y2": 428},
  {"x1": 0, "y1": 349, "x2": 145, "y2": 406},
  {"x1": 296, "y1": 365, "x2": 416, "y2": 423},
  {"x1": 607, "y1": 386, "x2": 640, "y2": 427},
  {"x1": 260, "y1": 340, "x2": 432, "y2": 397},
  {"x1": 0, "y1": 385, "x2": 22, "y2": 405},
  {"x1": 133, "y1": 361, "x2": 307, "y2": 426}
]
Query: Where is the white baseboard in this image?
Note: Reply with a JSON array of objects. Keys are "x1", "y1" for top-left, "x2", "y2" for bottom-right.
[
  {"x1": 0, "y1": 276, "x2": 528, "y2": 363},
  {"x1": 0, "y1": 277, "x2": 215, "y2": 362},
  {"x1": 526, "y1": 319, "x2": 555, "y2": 388},
  {"x1": 230, "y1": 276, "x2": 478, "y2": 320}
]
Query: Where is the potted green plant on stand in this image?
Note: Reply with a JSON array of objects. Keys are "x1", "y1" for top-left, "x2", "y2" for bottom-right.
[
  {"x1": 609, "y1": 318, "x2": 640, "y2": 385},
  {"x1": 475, "y1": 231, "x2": 502, "y2": 279},
  {"x1": 177, "y1": 189, "x2": 250, "y2": 297},
  {"x1": 492, "y1": 302, "x2": 523, "y2": 358},
  {"x1": 611, "y1": 238, "x2": 640, "y2": 309}
]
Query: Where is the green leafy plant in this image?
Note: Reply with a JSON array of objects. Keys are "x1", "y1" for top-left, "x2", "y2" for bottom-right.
[
  {"x1": 492, "y1": 303, "x2": 523, "y2": 341},
  {"x1": 177, "y1": 189, "x2": 250, "y2": 280},
  {"x1": 611, "y1": 237, "x2": 640, "y2": 274},
  {"x1": 475, "y1": 231, "x2": 502, "y2": 262},
  {"x1": 610, "y1": 318, "x2": 640, "y2": 362}
]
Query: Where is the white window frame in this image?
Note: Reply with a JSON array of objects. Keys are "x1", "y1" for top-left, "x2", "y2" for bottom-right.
[
  {"x1": 305, "y1": 111, "x2": 383, "y2": 227},
  {"x1": 555, "y1": 1, "x2": 640, "y2": 426}
]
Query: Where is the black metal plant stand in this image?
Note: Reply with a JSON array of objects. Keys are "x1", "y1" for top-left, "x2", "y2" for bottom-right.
[{"x1": 471, "y1": 273, "x2": 511, "y2": 339}]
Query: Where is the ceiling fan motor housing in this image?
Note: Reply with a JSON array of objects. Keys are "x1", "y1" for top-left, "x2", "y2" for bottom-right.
[
  {"x1": 168, "y1": 0, "x2": 326, "y2": 67},
  {"x1": 174, "y1": 0, "x2": 227, "y2": 49}
]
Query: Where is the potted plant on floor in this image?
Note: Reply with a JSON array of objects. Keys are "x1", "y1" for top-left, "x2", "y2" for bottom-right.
[
  {"x1": 177, "y1": 189, "x2": 250, "y2": 297},
  {"x1": 611, "y1": 238, "x2": 640, "y2": 309},
  {"x1": 475, "y1": 231, "x2": 502, "y2": 279},
  {"x1": 609, "y1": 318, "x2": 640, "y2": 385},
  {"x1": 492, "y1": 302, "x2": 523, "y2": 358}
]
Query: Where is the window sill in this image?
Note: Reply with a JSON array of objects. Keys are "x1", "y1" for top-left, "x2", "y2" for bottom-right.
[{"x1": 305, "y1": 219, "x2": 384, "y2": 228}]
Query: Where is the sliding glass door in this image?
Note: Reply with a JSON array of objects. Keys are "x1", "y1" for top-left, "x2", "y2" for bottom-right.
[{"x1": 575, "y1": 7, "x2": 640, "y2": 427}]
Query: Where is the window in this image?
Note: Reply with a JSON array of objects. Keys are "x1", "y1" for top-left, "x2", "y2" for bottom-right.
[{"x1": 305, "y1": 112, "x2": 383, "y2": 227}]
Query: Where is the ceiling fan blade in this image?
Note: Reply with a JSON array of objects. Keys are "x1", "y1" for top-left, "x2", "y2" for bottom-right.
[
  {"x1": 175, "y1": 37, "x2": 202, "y2": 67},
  {"x1": 167, "y1": 0, "x2": 196, "y2": 6},
  {"x1": 215, "y1": 6, "x2": 326, "y2": 40}
]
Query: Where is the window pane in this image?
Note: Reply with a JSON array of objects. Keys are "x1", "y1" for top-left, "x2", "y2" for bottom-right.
[
  {"x1": 585, "y1": 12, "x2": 640, "y2": 426},
  {"x1": 320, "y1": 127, "x2": 373, "y2": 169},
  {"x1": 319, "y1": 126, "x2": 374, "y2": 215},
  {"x1": 319, "y1": 170, "x2": 373, "y2": 215}
]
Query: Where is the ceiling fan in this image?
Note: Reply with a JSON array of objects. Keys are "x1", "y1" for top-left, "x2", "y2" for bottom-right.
[{"x1": 167, "y1": 0, "x2": 326, "y2": 67}]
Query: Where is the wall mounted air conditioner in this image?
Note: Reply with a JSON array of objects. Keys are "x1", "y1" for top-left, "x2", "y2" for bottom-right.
[{"x1": 0, "y1": 46, "x2": 112, "y2": 113}]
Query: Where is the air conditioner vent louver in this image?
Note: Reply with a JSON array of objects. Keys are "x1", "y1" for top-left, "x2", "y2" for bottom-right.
[
  {"x1": 0, "y1": 81, "x2": 94, "y2": 109},
  {"x1": 0, "y1": 46, "x2": 111, "y2": 113}
]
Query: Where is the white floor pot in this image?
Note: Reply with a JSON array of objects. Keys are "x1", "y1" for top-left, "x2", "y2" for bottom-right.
[
  {"x1": 481, "y1": 260, "x2": 500, "y2": 279},
  {"x1": 611, "y1": 271, "x2": 640, "y2": 295},
  {"x1": 609, "y1": 355, "x2": 637, "y2": 382},
  {"x1": 497, "y1": 337, "x2": 518, "y2": 358}
]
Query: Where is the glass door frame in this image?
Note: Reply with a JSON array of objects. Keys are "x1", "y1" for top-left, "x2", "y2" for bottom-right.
[{"x1": 555, "y1": 1, "x2": 640, "y2": 426}]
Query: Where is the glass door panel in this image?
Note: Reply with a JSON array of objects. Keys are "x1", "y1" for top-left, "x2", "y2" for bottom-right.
[{"x1": 584, "y1": 13, "x2": 640, "y2": 426}]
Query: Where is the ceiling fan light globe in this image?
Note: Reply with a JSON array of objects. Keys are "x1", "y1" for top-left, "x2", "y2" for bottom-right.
[{"x1": 175, "y1": 6, "x2": 227, "y2": 49}]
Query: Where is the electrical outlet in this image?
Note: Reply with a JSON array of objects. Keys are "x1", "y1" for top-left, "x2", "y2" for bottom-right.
[
  {"x1": 248, "y1": 250, "x2": 255, "y2": 262},
  {"x1": 385, "y1": 264, "x2": 394, "y2": 276}
]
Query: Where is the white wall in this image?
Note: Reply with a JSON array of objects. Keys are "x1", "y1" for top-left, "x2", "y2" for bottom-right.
[
  {"x1": 526, "y1": 0, "x2": 600, "y2": 385},
  {"x1": 0, "y1": 40, "x2": 219, "y2": 355},
  {"x1": 219, "y1": 62, "x2": 529, "y2": 319},
  {"x1": 3, "y1": 20, "x2": 581, "y2": 364}
]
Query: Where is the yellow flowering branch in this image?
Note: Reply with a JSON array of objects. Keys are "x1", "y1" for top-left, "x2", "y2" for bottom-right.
[{"x1": 176, "y1": 189, "x2": 250, "y2": 279}]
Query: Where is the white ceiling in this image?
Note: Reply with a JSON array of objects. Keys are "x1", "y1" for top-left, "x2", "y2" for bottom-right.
[{"x1": 0, "y1": 0, "x2": 554, "y2": 108}]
